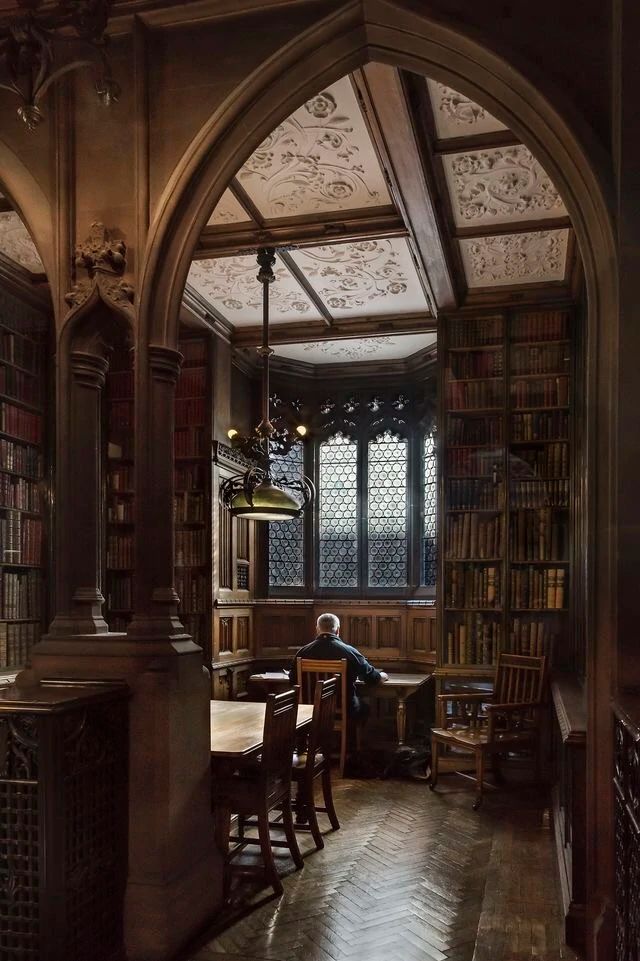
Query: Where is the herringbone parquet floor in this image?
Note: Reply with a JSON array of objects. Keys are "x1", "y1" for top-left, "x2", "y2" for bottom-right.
[{"x1": 188, "y1": 777, "x2": 578, "y2": 961}]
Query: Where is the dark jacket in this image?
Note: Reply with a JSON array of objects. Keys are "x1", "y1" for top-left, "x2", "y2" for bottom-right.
[{"x1": 289, "y1": 632, "x2": 382, "y2": 715}]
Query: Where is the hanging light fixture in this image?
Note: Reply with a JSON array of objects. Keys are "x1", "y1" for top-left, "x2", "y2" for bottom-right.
[{"x1": 220, "y1": 247, "x2": 315, "y2": 521}]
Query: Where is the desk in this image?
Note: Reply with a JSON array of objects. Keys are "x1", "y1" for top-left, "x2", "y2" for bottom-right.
[
  {"x1": 210, "y1": 699, "x2": 314, "y2": 758},
  {"x1": 247, "y1": 672, "x2": 433, "y2": 746}
]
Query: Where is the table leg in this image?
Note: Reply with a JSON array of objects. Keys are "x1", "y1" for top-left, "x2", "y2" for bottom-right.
[{"x1": 396, "y1": 696, "x2": 407, "y2": 745}]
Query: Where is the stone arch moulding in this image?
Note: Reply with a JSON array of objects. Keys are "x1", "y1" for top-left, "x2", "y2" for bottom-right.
[{"x1": 136, "y1": 3, "x2": 618, "y2": 959}]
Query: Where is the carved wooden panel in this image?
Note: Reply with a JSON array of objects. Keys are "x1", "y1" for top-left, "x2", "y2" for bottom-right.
[
  {"x1": 236, "y1": 517, "x2": 249, "y2": 562},
  {"x1": 212, "y1": 669, "x2": 232, "y2": 701},
  {"x1": 375, "y1": 615, "x2": 402, "y2": 650},
  {"x1": 218, "y1": 616, "x2": 232, "y2": 655},
  {"x1": 218, "y1": 502, "x2": 232, "y2": 590},
  {"x1": 234, "y1": 614, "x2": 252, "y2": 656},
  {"x1": 346, "y1": 616, "x2": 371, "y2": 649},
  {"x1": 408, "y1": 611, "x2": 437, "y2": 658},
  {"x1": 258, "y1": 612, "x2": 310, "y2": 651}
]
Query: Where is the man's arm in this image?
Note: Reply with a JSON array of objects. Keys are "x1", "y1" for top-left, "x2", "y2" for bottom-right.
[{"x1": 353, "y1": 649, "x2": 387, "y2": 685}]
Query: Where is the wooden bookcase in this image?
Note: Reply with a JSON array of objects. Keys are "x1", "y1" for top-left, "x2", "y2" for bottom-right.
[
  {"x1": 438, "y1": 307, "x2": 573, "y2": 682},
  {"x1": 174, "y1": 334, "x2": 212, "y2": 663},
  {"x1": 105, "y1": 348, "x2": 135, "y2": 632},
  {"x1": 0, "y1": 303, "x2": 48, "y2": 671}
]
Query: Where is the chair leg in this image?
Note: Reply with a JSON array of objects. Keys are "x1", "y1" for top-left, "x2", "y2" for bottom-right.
[
  {"x1": 237, "y1": 814, "x2": 245, "y2": 840},
  {"x1": 321, "y1": 766, "x2": 340, "y2": 831},
  {"x1": 339, "y1": 722, "x2": 347, "y2": 779},
  {"x1": 257, "y1": 808, "x2": 283, "y2": 897},
  {"x1": 429, "y1": 741, "x2": 439, "y2": 790},
  {"x1": 473, "y1": 750, "x2": 484, "y2": 811},
  {"x1": 281, "y1": 796, "x2": 304, "y2": 869}
]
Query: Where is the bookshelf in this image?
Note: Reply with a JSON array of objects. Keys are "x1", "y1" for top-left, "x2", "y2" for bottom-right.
[
  {"x1": 438, "y1": 307, "x2": 573, "y2": 679},
  {"x1": 105, "y1": 348, "x2": 134, "y2": 632},
  {"x1": 0, "y1": 304, "x2": 48, "y2": 671},
  {"x1": 174, "y1": 335, "x2": 211, "y2": 662}
]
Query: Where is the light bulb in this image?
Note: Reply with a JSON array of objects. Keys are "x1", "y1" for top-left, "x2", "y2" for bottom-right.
[
  {"x1": 295, "y1": 425, "x2": 308, "y2": 437},
  {"x1": 227, "y1": 428, "x2": 238, "y2": 439}
]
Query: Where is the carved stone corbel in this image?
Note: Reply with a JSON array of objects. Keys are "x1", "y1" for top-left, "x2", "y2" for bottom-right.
[{"x1": 64, "y1": 222, "x2": 135, "y2": 324}]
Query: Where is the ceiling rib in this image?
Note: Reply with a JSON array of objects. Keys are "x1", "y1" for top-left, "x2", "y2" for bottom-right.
[
  {"x1": 232, "y1": 310, "x2": 435, "y2": 348},
  {"x1": 357, "y1": 63, "x2": 458, "y2": 312},
  {"x1": 276, "y1": 249, "x2": 333, "y2": 327}
]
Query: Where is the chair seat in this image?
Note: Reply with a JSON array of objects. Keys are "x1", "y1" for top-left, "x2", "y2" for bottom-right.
[
  {"x1": 431, "y1": 726, "x2": 536, "y2": 749},
  {"x1": 292, "y1": 751, "x2": 324, "y2": 768}
]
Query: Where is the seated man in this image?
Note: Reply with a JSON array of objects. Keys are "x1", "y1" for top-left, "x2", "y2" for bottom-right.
[{"x1": 290, "y1": 612, "x2": 388, "y2": 718}]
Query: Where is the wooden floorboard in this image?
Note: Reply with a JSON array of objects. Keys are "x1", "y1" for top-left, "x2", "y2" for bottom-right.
[{"x1": 187, "y1": 777, "x2": 579, "y2": 961}]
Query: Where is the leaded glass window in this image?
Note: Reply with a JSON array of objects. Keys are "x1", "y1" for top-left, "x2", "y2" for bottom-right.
[
  {"x1": 367, "y1": 430, "x2": 408, "y2": 587},
  {"x1": 268, "y1": 443, "x2": 305, "y2": 588},
  {"x1": 423, "y1": 429, "x2": 437, "y2": 587},
  {"x1": 318, "y1": 432, "x2": 358, "y2": 588}
]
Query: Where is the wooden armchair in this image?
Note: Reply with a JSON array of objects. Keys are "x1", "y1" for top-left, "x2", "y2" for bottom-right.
[
  {"x1": 430, "y1": 653, "x2": 547, "y2": 809},
  {"x1": 292, "y1": 677, "x2": 340, "y2": 850},
  {"x1": 297, "y1": 658, "x2": 348, "y2": 777}
]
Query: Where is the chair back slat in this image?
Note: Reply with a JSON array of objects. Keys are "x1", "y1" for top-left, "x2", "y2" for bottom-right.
[
  {"x1": 297, "y1": 658, "x2": 347, "y2": 719},
  {"x1": 261, "y1": 688, "x2": 299, "y2": 779},
  {"x1": 494, "y1": 653, "x2": 546, "y2": 704},
  {"x1": 308, "y1": 677, "x2": 338, "y2": 760}
]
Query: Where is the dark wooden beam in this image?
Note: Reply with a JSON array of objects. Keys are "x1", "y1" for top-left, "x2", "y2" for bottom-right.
[
  {"x1": 433, "y1": 130, "x2": 521, "y2": 155},
  {"x1": 454, "y1": 216, "x2": 572, "y2": 239},
  {"x1": 194, "y1": 207, "x2": 406, "y2": 259},
  {"x1": 276, "y1": 249, "x2": 333, "y2": 327},
  {"x1": 232, "y1": 311, "x2": 435, "y2": 348},
  {"x1": 356, "y1": 64, "x2": 458, "y2": 312}
]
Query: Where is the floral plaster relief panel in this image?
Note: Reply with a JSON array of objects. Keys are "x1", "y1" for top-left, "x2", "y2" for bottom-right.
[
  {"x1": 235, "y1": 77, "x2": 391, "y2": 219},
  {"x1": 207, "y1": 189, "x2": 251, "y2": 226},
  {"x1": 289, "y1": 238, "x2": 429, "y2": 320},
  {"x1": 186, "y1": 255, "x2": 323, "y2": 326},
  {"x1": 442, "y1": 145, "x2": 567, "y2": 229},
  {"x1": 273, "y1": 333, "x2": 436, "y2": 364},
  {"x1": 426, "y1": 79, "x2": 507, "y2": 139},
  {"x1": 0, "y1": 212, "x2": 44, "y2": 274},
  {"x1": 459, "y1": 229, "x2": 569, "y2": 288}
]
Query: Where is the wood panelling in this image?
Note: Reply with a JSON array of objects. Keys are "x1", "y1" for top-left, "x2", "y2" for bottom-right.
[
  {"x1": 218, "y1": 503, "x2": 232, "y2": 590},
  {"x1": 408, "y1": 609, "x2": 438, "y2": 657}
]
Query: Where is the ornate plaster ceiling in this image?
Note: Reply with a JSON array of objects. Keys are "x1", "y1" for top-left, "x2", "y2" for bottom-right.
[
  {"x1": 273, "y1": 332, "x2": 436, "y2": 364},
  {"x1": 442, "y1": 145, "x2": 567, "y2": 228},
  {"x1": 426, "y1": 79, "x2": 507, "y2": 139},
  {"x1": 459, "y1": 229, "x2": 569, "y2": 288},
  {"x1": 186, "y1": 255, "x2": 323, "y2": 325},
  {"x1": 288, "y1": 238, "x2": 429, "y2": 319},
  {"x1": 206, "y1": 189, "x2": 251, "y2": 226},
  {"x1": 231, "y1": 77, "x2": 391, "y2": 219},
  {"x1": 0, "y1": 211, "x2": 44, "y2": 274}
]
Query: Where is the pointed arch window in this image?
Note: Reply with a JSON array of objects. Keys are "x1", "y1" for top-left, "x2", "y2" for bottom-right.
[
  {"x1": 318, "y1": 432, "x2": 359, "y2": 589},
  {"x1": 268, "y1": 443, "x2": 305, "y2": 588},
  {"x1": 367, "y1": 429, "x2": 408, "y2": 588}
]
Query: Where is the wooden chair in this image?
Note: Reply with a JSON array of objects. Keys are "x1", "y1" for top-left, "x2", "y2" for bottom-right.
[
  {"x1": 291, "y1": 677, "x2": 340, "y2": 850},
  {"x1": 297, "y1": 658, "x2": 348, "y2": 777},
  {"x1": 430, "y1": 653, "x2": 547, "y2": 810},
  {"x1": 211, "y1": 689, "x2": 304, "y2": 898}
]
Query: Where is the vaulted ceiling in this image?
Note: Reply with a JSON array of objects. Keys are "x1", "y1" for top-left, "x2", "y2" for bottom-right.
[{"x1": 185, "y1": 64, "x2": 577, "y2": 367}]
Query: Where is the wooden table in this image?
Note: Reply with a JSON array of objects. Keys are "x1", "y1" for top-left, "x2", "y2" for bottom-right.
[
  {"x1": 247, "y1": 672, "x2": 433, "y2": 746},
  {"x1": 210, "y1": 699, "x2": 314, "y2": 758}
]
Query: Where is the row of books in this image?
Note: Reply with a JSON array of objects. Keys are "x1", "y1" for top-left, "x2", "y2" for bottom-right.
[
  {"x1": 508, "y1": 618, "x2": 555, "y2": 658},
  {"x1": 107, "y1": 499, "x2": 134, "y2": 523},
  {"x1": 0, "y1": 402, "x2": 42, "y2": 444},
  {"x1": 511, "y1": 410, "x2": 569, "y2": 442},
  {"x1": 0, "y1": 365, "x2": 42, "y2": 406},
  {"x1": 510, "y1": 343, "x2": 569, "y2": 376},
  {"x1": 0, "y1": 619, "x2": 40, "y2": 668},
  {"x1": 447, "y1": 478, "x2": 503, "y2": 511},
  {"x1": 0, "y1": 472, "x2": 40, "y2": 513},
  {"x1": 0, "y1": 570, "x2": 42, "y2": 619},
  {"x1": 175, "y1": 398, "x2": 206, "y2": 429},
  {"x1": 509, "y1": 508, "x2": 567, "y2": 561},
  {"x1": 181, "y1": 340, "x2": 207, "y2": 366},
  {"x1": 448, "y1": 350, "x2": 503, "y2": 379},
  {"x1": 106, "y1": 533, "x2": 133, "y2": 569},
  {"x1": 175, "y1": 426, "x2": 206, "y2": 459},
  {"x1": 107, "y1": 370, "x2": 134, "y2": 399},
  {"x1": 446, "y1": 380, "x2": 502, "y2": 411},
  {"x1": 445, "y1": 614, "x2": 502, "y2": 665},
  {"x1": 108, "y1": 401, "x2": 133, "y2": 431},
  {"x1": 511, "y1": 376, "x2": 569, "y2": 409},
  {"x1": 0, "y1": 513, "x2": 42, "y2": 565},
  {"x1": 106, "y1": 573, "x2": 132, "y2": 611},
  {"x1": 176, "y1": 367, "x2": 206, "y2": 398},
  {"x1": 447, "y1": 448, "x2": 502, "y2": 477},
  {"x1": 108, "y1": 466, "x2": 133, "y2": 491},
  {"x1": 445, "y1": 564, "x2": 500, "y2": 609},
  {"x1": 510, "y1": 479, "x2": 569, "y2": 508},
  {"x1": 0, "y1": 331, "x2": 40, "y2": 374},
  {"x1": 175, "y1": 462, "x2": 206, "y2": 491},
  {"x1": 448, "y1": 317, "x2": 503, "y2": 348},
  {"x1": 175, "y1": 529, "x2": 207, "y2": 567},
  {"x1": 448, "y1": 415, "x2": 502, "y2": 447},
  {"x1": 510, "y1": 442, "x2": 568, "y2": 478},
  {"x1": 174, "y1": 491, "x2": 206, "y2": 524},
  {"x1": 511, "y1": 311, "x2": 569, "y2": 343},
  {"x1": 445, "y1": 513, "x2": 503, "y2": 560},
  {"x1": 0, "y1": 438, "x2": 42, "y2": 479},
  {"x1": 175, "y1": 569, "x2": 208, "y2": 613},
  {"x1": 509, "y1": 566, "x2": 566, "y2": 609}
]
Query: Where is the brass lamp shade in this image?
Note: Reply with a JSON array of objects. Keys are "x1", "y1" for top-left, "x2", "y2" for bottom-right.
[{"x1": 230, "y1": 480, "x2": 303, "y2": 521}]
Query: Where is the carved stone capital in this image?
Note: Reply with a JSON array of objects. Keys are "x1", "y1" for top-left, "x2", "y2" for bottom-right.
[
  {"x1": 64, "y1": 273, "x2": 135, "y2": 323},
  {"x1": 70, "y1": 350, "x2": 109, "y2": 388},
  {"x1": 148, "y1": 345, "x2": 183, "y2": 385},
  {"x1": 74, "y1": 221, "x2": 127, "y2": 276}
]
